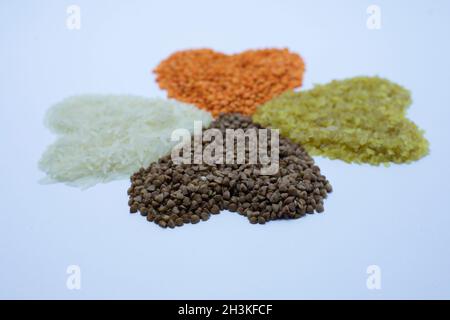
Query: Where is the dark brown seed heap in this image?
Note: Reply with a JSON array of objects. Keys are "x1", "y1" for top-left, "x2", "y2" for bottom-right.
[{"x1": 127, "y1": 113, "x2": 332, "y2": 228}]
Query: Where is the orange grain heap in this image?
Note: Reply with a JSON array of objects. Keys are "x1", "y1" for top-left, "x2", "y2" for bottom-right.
[{"x1": 154, "y1": 48, "x2": 305, "y2": 116}]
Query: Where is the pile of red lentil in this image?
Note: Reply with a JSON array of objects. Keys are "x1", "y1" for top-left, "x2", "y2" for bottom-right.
[{"x1": 154, "y1": 48, "x2": 305, "y2": 116}]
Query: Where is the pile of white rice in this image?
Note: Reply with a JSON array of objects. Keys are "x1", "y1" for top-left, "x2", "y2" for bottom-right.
[{"x1": 39, "y1": 95, "x2": 212, "y2": 188}]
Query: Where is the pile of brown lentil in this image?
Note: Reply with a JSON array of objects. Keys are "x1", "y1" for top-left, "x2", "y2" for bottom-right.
[
  {"x1": 128, "y1": 114, "x2": 332, "y2": 228},
  {"x1": 154, "y1": 48, "x2": 305, "y2": 117}
]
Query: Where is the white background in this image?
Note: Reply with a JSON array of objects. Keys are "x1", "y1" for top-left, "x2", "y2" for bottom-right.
[{"x1": 1, "y1": 0, "x2": 449, "y2": 299}]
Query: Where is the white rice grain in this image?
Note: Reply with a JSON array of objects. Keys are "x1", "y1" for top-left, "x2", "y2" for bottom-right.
[{"x1": 39, "y1": 95, "x2": 212, "y2": 188}]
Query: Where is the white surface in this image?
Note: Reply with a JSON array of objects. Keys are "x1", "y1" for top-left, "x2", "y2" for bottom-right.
[{"x1": 0, "y1": 0, "x2": 449, "y2": 299}]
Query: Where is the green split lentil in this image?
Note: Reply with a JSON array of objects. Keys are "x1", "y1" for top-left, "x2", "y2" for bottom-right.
[{"x1": 253, "y1": 76, "x2": 429, "y2": 165}]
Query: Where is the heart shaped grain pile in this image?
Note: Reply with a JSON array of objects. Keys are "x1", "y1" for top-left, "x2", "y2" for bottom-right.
[
  {"x1": 154, "y1": 48, "x2": 305, "y2": 116},
  {"x1": 39, "y1": 95, "x2": 212, "y2": 188},
  {"x1": 253, "y1": 76, "x2": 429, "y2": 165},
  {"x1": 128, "y1": 113, "x2": 332, "y2": 228}
]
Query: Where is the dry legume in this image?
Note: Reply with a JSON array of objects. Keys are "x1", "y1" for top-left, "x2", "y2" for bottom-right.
[{"x1": 154, "y1": 48, "x2": 305, "y2": 116}]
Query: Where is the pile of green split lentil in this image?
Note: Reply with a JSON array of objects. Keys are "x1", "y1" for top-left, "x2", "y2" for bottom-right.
[
  {"x1": 128, "y1": 113, "x2": 332, "y2": 228},
  {"x1": 253, "y1": 76, "x2": 429, "y2": 165}
]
